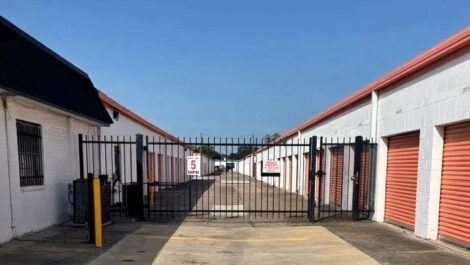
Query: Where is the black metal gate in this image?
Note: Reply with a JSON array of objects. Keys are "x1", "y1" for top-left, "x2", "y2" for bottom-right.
[
  {"x1": 311, "y1": 136, "x2": 376, "y2": 221},
  {"x1": 145, "y1": 137, "x2": 312, "y2": 220},
  {"x1": 77, "y1": 134, "x2": 375, "y2": 221}
]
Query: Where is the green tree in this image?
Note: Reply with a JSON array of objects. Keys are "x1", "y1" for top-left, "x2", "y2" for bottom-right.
[
  {"x1": 193, "y1": 145, "x2": 222, "y2": 160},
  {"x1": 263, "y1": 133, "x2": 280, "y2": 143},
  {"x1": 226, "y1": 145, "x2": 255, "y2": 160}
]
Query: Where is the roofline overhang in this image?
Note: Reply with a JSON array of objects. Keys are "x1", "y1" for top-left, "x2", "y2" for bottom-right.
[
  {"x1": 276, "y1": 26, "x2": 470, "y2": 143},
  {"x1": 0, "y1": 16, "x2": 89, "y2": 78},
  {"x1": 98, "y1": 90, "x2": 180, "y2": 141},
  {"x1": 0, "y1": 85, "x2": 111, "y2": 127}
]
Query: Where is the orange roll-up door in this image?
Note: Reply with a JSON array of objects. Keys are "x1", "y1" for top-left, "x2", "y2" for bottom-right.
[
  {"x1": 385, "y1": 132, "x2": 420, "y2": 229},
  {"x1": 439, "y1": 122, "x2": 470, "y2": 247},
  {"x1": 330, "y1": 147, "x2": 344, "y2": 206},
  {"x1": 359, "y1": 144, "x2": 371, "y2": 211}
]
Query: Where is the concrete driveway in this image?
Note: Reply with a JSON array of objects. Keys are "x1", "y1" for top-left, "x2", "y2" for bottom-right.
[
  {"x1": 90, "y1": 222, "x2": 378, "y2": 265},
  {"x1": 1, "y1": 220, "x2": 469, "y2": 264}
]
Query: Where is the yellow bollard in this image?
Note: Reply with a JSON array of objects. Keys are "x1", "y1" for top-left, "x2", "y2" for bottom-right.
[{"x1": 93, "y1": 178, "x2": 103, "y2": 247}]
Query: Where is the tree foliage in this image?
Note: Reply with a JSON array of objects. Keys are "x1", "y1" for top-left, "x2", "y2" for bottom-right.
[
  {"x1": 227, "y1": 145, "x2": 255, "y2": 160},
  {"x1": 194, "y1": 132, "x2": 280, "y2": 161},
  {"x1": 193, "y1": 145, "x2": 222, "y2": 160},
  {"x1": 263, "y1": 133, "x2": 280, "y2": 143}
]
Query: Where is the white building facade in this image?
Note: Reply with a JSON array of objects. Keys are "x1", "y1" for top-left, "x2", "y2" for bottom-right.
[
  {"x1": 97, "y1": 92, "x2": 214, "y2": 186},
  {"x1": 0, "y1": 95, "x2": 101, "y2": 243},
  {"x1": 237, "y1": 27, "x2": 470, "y2": 247},
  {"x1": 0, "y1": 16, "x2": 112, "y2": 243}
]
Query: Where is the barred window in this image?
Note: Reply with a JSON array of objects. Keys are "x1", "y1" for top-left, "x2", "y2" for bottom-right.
[{"x1": 16, "y1": 120, "x2": 44, "y2": 186}]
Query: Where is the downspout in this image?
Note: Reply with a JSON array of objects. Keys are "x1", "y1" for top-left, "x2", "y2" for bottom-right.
[
  {"x1": 1, "y1": 94, "x2": 16, "y2": 235},
  {"x1": 370, "y1": 90, "x2": 383, "y2": 221}
]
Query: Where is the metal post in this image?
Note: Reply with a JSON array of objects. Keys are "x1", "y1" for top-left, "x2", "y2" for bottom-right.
[
  {"x1": 136, "y1": 134, "x2": 145, "y2": 221},
  {"x1": 308, "y1": 136, "x2": 317, "y2": 221},
  {"x1": 146, "y1": 135, "x2": 150, "y2": 219},
  {"x1": 317, "y1": 137, "x2": 323, "y2": 219},
  {"x1": 79, "y1": 134, "x2": 84, "y2": 179},
  {"x1": 352, "y1": 136, "x2": 363, "y2": 220},
  {"x1": 93, "y1": 178, "x2": 103, "y2": 247},
  {"x1": 87, "y1": 173, "x2": 95, "y2": 243}
]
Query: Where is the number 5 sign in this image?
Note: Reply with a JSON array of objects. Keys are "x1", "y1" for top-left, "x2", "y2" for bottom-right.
[{"x1": 186, "y1": 156, "x2": 201, "y2": 176}]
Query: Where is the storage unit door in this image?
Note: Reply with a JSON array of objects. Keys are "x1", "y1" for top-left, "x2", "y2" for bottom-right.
[
  {"x1": 439, "y1": 122, "x2": 470, "y2": 246},
  {"x1": 359, "y1": 144, "x2": 371, "y2": 211},
  {"x1": 385, "y1": 132, "x2": 420, "y2": 229},
  {"x1": 304, "y1": 154, "x2": 310, "y2": 195},
  {"x1": 330, "y1": 147, "x2": 344, "y2": 206}
]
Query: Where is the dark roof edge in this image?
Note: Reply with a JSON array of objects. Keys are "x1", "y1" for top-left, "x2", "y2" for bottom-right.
[
  {"x1": 0, "y1": 16, "x2": 89, "y2": 78},
  {"x1": 0, "y1": 84, "x2": 110, "y2": 126}
]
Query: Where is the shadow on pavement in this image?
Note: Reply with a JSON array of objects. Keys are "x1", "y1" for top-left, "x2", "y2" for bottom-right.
[
  {"x1": 0, "y1": 217, "x2": 141, "y2": 265},
  {"x1": 323, "y1": 221, "x2": 470, "y2": 265}
]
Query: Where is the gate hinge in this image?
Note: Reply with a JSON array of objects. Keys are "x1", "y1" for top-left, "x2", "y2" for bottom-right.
[
  {"x1": 351, "y1": 172, "x2": 359, "y2": 184},
  {"x1": 315, "y1": 170, "x2": 324, "y2": 178}
]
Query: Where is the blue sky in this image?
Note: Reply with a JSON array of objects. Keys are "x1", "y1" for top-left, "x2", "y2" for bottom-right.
[{"x1": 2, "y1": 1, "x2": 469, "y2": 138}]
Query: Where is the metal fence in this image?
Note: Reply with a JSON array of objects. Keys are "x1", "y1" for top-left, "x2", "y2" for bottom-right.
[
  {"x1": 146, "y1": 137, "x2": 312, "y2": 220},
  {"x1": 313, "y1": 136, "x2": 376, "y2": 221},
  {"x1": 77, "y1": 134, "x2": 376, "y2": 222}
]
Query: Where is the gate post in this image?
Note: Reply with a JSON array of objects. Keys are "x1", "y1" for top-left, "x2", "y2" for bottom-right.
[
  {"x1": 78, "y1": 134, "x2": 84, "y2": 179},
  {"x1": 87, "y1": 173, "x2": 95, "y2": 243},
  {"x1": 308, "y1": 136, "x2": 317, "y2": 221},
  {"x1": 136, "y1": 134, "x2": 145, "y2": 221},
  {"x1": 352, "y1": 136, "x2": 363, "y2": 220},
  {"x1": 317, "y1": 137, "x2": 323, "y2": 219}
]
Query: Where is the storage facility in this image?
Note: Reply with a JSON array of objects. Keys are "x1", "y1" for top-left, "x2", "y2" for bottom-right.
[
  {"x1": 237, "y1": 27, "x2": 470, "y2": 247},
  {"x1": 1, "y1": 13, "x2": 469, "y2": 250},
  {"x1": 0, "y1": 16, "x2": 206, "y2": 243},
  {"x1": 98, "y1": 91, "x2": 188, "y2": 185},
  {"x1": 97, "y1": 91, "x2": 214, "y2": 183}
]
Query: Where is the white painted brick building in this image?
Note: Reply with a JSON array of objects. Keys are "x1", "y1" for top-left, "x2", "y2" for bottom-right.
[
  {"x1": 237, "y1": 27, "x2": 470, "y2": 247},
  {"x1": 97, "y1": 91, "x2": 214, "y2": 185},
  {"x1": 0, "y1": 97, "x2": 101, "y2": 243}
]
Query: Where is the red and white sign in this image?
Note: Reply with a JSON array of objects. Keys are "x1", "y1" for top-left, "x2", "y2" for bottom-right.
[
  {"x1": 263, "y1": 159, "x2": 280, "y2": 175},
  {"x1": 187, "y1": 156, "x2": 201, "y2": 176}
]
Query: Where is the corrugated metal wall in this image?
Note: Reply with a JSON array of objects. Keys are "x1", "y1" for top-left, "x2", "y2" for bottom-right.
[
  {"x1": 385, "y1": 132, "x2": 420, "y2": 229},
  {"x1": 439, "y1": 121, "x2": 470, "y2": 247}
]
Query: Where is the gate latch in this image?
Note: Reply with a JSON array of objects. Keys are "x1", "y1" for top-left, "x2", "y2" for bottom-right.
[
  {"x1": 351, "y1": 172, "x2": 359, "y2": 184},
  {"x1": 316, "y1": 170, "x2": 324, "y2": 178}
]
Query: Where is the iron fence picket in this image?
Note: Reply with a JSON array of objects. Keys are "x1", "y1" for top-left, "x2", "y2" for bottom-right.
[{"x1": 78, "y1": 134, "x2": 375, "y2": 221}]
